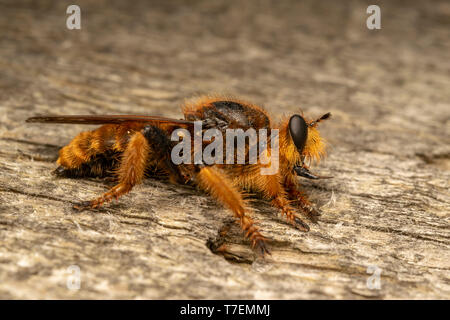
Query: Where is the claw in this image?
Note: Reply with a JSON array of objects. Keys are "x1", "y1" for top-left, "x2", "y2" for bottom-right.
[
  {"x1": 302, "y1": 206, "x2": 321, "y2": 224},
  {"x1": 73, "y1": 201, "x2": 92, "y2": 211},
  {"x1": 294, "y1": 217, "x2": 310, "y2": 232},
  {"x1": 254, "y1": 239, "x2": 271, "y2": 257},
  {"x1": 290, "y1": 193, "x2": 322, "y2": 224}
]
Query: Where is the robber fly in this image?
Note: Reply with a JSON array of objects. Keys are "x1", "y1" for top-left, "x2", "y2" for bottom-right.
[{"x1": 26, "y1": 96, "x2": 331, "y2": 255}]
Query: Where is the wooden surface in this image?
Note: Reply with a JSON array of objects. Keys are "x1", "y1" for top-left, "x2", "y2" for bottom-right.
[{"x1": 0, "y1": 0, "x2": 449, "y2": 299}]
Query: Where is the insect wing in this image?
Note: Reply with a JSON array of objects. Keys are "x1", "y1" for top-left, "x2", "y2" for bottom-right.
[{"x1": 26, "y1": 115, "x2": 194, "y2": 125}]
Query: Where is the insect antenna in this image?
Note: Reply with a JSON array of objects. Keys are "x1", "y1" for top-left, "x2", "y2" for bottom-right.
[{"x1": 310, "y1": 112, "x2": 331, "y2": 127}]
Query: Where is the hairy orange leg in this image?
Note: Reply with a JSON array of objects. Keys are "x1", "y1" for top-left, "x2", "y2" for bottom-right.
[
  {"x1": 196, "y1": 166, "x2": 269, "y2": 256},
  {"x1": 258, "y1": 173, "x2": 310, "y2": 232},
  {"x1": 74, "y1": 131, "x2": 149, "y2": 209}
]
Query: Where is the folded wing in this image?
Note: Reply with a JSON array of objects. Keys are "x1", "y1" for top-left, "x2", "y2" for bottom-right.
[{"x1": 26, "y1": 115, "x2": 194, "y2": 125}]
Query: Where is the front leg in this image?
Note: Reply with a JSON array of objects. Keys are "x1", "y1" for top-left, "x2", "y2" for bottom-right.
[
  {"x1": 253, "y1": 172, "x2": 310, "y2": 232},
  {"x1": 284, "y1": 173, "x2": 321, "y2": 223}
]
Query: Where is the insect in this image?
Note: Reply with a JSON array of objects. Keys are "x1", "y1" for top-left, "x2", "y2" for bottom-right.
[{"x1": 26, "y1": 96, "x2": 331, "y2": 255}]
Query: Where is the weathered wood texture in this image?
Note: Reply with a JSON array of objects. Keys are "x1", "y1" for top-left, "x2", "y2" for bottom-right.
[{"x1": 0, "y1": 0, "x2": 449, "y2": 299}]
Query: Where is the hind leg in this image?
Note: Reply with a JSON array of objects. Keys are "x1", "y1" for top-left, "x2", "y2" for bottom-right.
[
  {"x1": 75, "y1": 124, "x2": 186, "y2": 209},
  {"x1": 75, "y1": 130, "x2": 150, "y2": 209}
]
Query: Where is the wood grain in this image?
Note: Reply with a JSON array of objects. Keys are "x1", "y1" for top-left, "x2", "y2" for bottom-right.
[{"x1": 0, "y1": 0, "x2": 449, "y2": 299}]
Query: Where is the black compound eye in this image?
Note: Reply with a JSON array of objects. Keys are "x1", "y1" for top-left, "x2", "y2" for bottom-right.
[{"x1": 288, "y1": 115, "x2": 308, "y2": 152}]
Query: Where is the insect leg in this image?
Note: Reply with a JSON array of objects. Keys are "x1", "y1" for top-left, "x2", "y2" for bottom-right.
[
  {"x1": 257, "y1": 173, "x2": 310, "y2": 232},
  {"x1": 284, "y1": 173, "x2": 321, "y2": 223},
  {"x1": 196, "y1": 166, "x2": 269, "y2": 256},
  {"x1": 288, "y1": 188, "x2": 321, "y2": 223},
  {"x1": 74, "y1": 130, "x2": 149, "y2": 209}
]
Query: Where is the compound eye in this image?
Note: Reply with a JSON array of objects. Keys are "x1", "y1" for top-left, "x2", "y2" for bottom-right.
[{"x1": 288, "y1": 114, "x2": 308, "y2": 152}]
